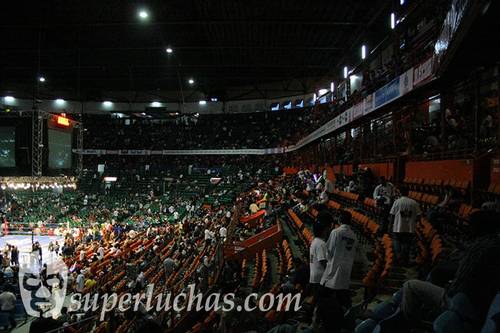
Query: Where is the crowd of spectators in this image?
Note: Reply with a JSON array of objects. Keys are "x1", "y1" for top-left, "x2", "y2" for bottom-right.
[
  {"x1": 83, "y1": 112, "x2": 310, "y2": 150},
  {"x1": 0, "y1": 168, "x2": 268, "y2": 332},
  {"x1": 1, "y1": 155, "x2": 500, "y2": 332}
]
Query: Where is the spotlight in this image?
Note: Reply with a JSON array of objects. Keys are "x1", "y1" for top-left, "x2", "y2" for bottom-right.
[
  {"x1": 199, "y1": 100, "x2": 207, "y2": 105},
  {"x1": 55, "y1": 98, "x2": 65, "y2": 105},
  {"x1": 166, "y1": 47, "x2": 173, "y2": 54},
  {"x1": 103, "y1": 101, "x2": 113, "y2": 107},
  {"x1": 3, "y1": 96, "x2": 15, "y2": 103},
  {"x1": 188, "y1": 78, "x2": 195, "y2": 85},
  {"x1": 151, "y1": 101, "x2": 162, "y2": 107},
  {"x1": 138, "y1": 10, "x2": 149, "y2": 20},
  {"x1": 39, "y1": 76, "x2": 46, "y2": 83}
]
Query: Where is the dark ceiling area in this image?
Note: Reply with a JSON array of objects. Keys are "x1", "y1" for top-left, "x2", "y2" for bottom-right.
[{"x1": 0, "y1": 0, "x2": 390, "y2": 102}]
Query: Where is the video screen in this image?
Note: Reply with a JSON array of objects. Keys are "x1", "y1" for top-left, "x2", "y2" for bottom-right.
[
  {"x1": 48, "y1": 129, "x2": 72, "y2": 169},
  {"x1": 0, "y1": 127, "x2": 16, "y2": 168}
]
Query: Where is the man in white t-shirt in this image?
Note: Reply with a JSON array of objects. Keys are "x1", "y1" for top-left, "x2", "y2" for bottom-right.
[
  {"x1": 79, "y1": 249, "x2": 86, "y2": 262},
  {"x1": 318, "y1": 189, "x2": 329, "y2": 205},
  {"x1": 390, "y1": 187, "x2": 422, "y2": 265},
  {"x1": 204, "y1": 228, "x2": 214, "y2": 246},
  {"x1": 76, "y1": 271, "x2": 85, "y2": 292},
  {"x1": 318, "y1": 210, "x2": 358, "y2": 333},
  {"x1": 309, "y1": 212, "x2": 332, "y2": 305},
  {"x1": 97, "y1": 246, "x2": 105, "y2": 260},
  {"x1": 374, "y1": 176, "x2": 395, "y2": 233},
  {"x1": 219, "y1": 226, "x2": 227, "y2": 242},
  {"x1": 373, "y1": 177, "x2": 395, "y2": 206}
]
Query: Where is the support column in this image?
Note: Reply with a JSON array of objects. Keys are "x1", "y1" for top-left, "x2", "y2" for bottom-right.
[{"x1": 31, "y1": 107, "x2": 44, "y2": 177}]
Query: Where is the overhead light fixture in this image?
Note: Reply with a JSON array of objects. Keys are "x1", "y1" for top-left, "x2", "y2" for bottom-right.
[
  {"x1": 166, "y1": 47, "x2": 173, "y2": 54},
  {"x1": 199, "y1": 100, "x2": 207, "y2": 105},
  {"x1": 3, "y1": 96, "x2": 15, "y2": 103},
  {"x1": 138, "y1": 10, "x2": 149, "y2": 20},
  {"x1": 188, "y1": 78, "x2": 195, "y2": 85},
  {"x1": 343, "y1": 66, "x2": 348, "y2": 79},
  {"x1": 391, "y1": 13, "x2": 396, "y2": 29},
  {"x1": 55, "y1": 98, "x2": 65, "y2": 105},
  {"x1": 103, "y1": 101, "x2": 113, "y2": 107},
  {"x1": 151, "y1": 101, "x2": 162, "y2": 107},
  {"x1": 361, "y1": 45, "x2": 367, "y2": 59},
  {"x1": 330, "y1": 82, "x2": 335, "y2": 93},
  {"x1": 210, "y1": 97, "x2": 218, "y2": 102},
  {"x1": 39, "y1": 76, "x2": 46, "y2": 83}
]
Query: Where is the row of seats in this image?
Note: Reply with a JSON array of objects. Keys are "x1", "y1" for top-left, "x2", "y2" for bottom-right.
[
  {"x1": 404, "y1": 177, "x2": 470, "y2": 192},
  {"x1": 486, "y1": 182, "x2": 500, "y2": 195},
  {"x1": 457, "y1": 203, "x2": 478, "y2": 224},
  {"x1": 253, "y1": 250, "x2": 269, "y2": 289},
  {"x1": 345, "y1": 207, "x2": 380, "y2": 237},
  {"x1": 287, "y1": 209, "x2": 312, "y2": 246},
  {"x1": 361, "y1": 235, "x2": 394, "y2": 292},
  {"x1": 281, "y1": 239, "x2": 294, "y2": 274},
  {"x1": 416, "y1": 219, "x2": 443, "y2": 265},
  {"x1": 333, "y1": 189, "x2": 360, "y2": 205},
  {"x1": 241, "y1": 258, "x2": 248, "y2": 280},
  {"x1": 363, "y1": 198, "x2": 382, "y2": 217},
  {"x1": 408, "y1": 191, "x2": 440, "y2": 209}
]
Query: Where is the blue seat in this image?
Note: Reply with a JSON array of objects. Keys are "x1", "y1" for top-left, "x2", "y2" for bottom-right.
[
  {"x1": 449, "y1": 293, "x2": 480, "y2": 320},
  {"x1": 373, "y1": 308, "x2": 411, "y2": 333},
  {"x1": 355, "y1": 318, "x2": 377, "y2": 333},
  {"x1": 14, "y1": 302, "x2": 27, "y2": 322},
  {"x1": 481, "y1": 293, "x2": 500, "y2": 333},
  {"x1": 0, "y1": 312, "x2": 10, "y2": 329},
  {"x1": 434, "y1": 293, "x2": 480, "y2": 333},
  {"x1": 434, "y1": 311, "x2": 472, "y2": 333},
  {"x1": 345, "y1": 302, "x2": 367, "y2": 323},
  {"x1": 391, "y1": 290, "x2": 402, "y2": 305},
  {"x1": 371, "y1": 301, "x2": 397, "y2": 321}
]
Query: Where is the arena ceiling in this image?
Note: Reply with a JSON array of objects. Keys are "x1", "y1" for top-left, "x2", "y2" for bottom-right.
[{"x1": 0, "y1": 0, "x2": 390, "y2": 103}]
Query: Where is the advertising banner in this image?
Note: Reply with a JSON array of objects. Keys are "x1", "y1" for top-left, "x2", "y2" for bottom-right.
[
  {"x1": 413, "y1": 57, "x2": 434, "y2": 87},
  {"x1": 399, "y1": 68, "x2": 414, "y2": 95},
  {"x1": 374, "y1": 77, "x2": 401, "y2": 109}
]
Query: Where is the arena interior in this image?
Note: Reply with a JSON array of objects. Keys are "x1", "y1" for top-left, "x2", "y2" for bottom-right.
[{"x1": 0, "y1": 1, "x2": 500, "y2": 332}]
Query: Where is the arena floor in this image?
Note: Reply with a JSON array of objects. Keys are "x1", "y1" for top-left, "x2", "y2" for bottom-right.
[{"x1": 0, "y1": 234, "x2": 65, "y2": 266}]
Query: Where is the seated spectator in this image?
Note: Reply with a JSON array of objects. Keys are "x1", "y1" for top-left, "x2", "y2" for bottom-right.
[
  {"x1": 0, "y1": 285, "x2": 16, "y2": 329},
  {"x1": 393, "y1": 210, "x2": 500, "y2": 330}
]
